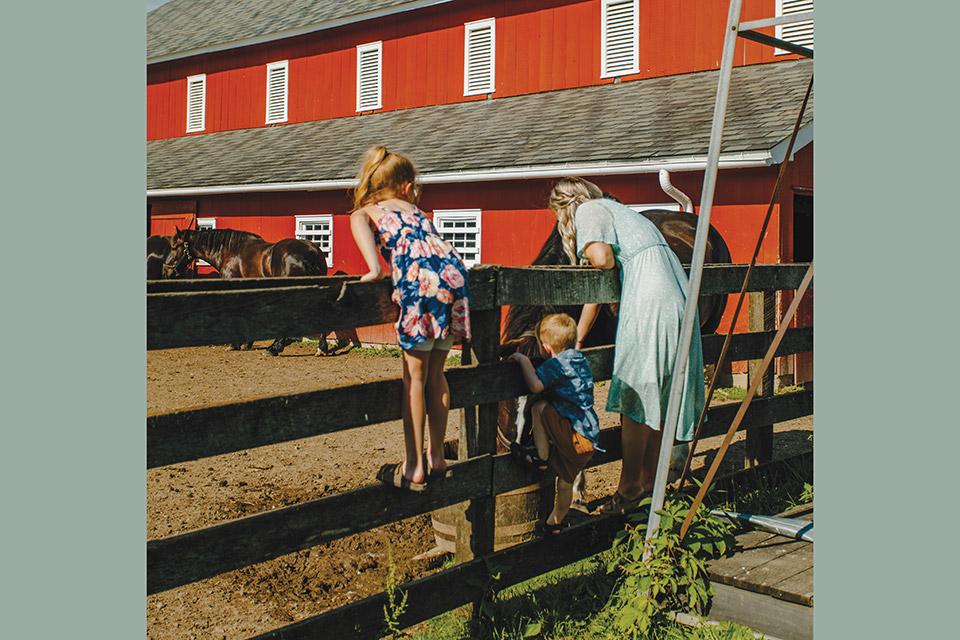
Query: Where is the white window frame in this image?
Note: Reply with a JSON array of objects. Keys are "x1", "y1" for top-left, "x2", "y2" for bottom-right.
[
  {"x1": 195, "y1": 218, "x2": 216, "y2": 266},
  {"x1": 186, "y1": 74, "x2": 206, "y2": 133},
  {"x1": 775, "y1": 0, "x2": 814, "y2": 55},
  {"x1": 356, "y1": 41, "x2": 383, "y2": 112},
  {"x1": 295, "y1": 214, "x2": 333, "y2": 266},
  {"x1": 265, "y1": 60, "x2": 289, "y2": 124},
  {"x1": 601, "y1": 0, "x2": 639, "y2": 79},
  {"x1": 433, "y1": 210, "x2": 481, "y2": 268},
  {"x1": 464, "y1": 18, "x2": 496, "y2": 96}
]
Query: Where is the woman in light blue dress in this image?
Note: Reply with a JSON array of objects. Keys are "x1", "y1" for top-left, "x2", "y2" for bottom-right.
[{"x1": 548, "y1": 177, "x2": 705, "y2": 515}]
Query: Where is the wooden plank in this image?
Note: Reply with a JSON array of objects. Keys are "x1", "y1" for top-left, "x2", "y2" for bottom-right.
[
  {"x1": 497, "y1": 266, "x2": 621, "y2": 306},
  {"x1": 776, "y1": 566, "x2": 814, "y2": 602},
  {"x1": 246, "y1": 515, "x2": 626, "y2": 640},
  {"x1": 708, "y1": 581, "x2": 813, "y2": 640},
  {"x1": 702, "y1": 326, "x2": 812, "y2": 364},
  {"x1": 694, "y1": 263, "x2": 812, "y2": 296},
  {"x1": 147, "y1": 365, "x2": 809, "y2": 468},
  {"x1": 746, "y1": 291, "x2": 776, "y2": 467},
  {"x1": 147, "y1": 455, "x2": 492, "y2": 595}
]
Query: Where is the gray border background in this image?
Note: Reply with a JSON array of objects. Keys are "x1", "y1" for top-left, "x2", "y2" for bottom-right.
[
  {"x1": 4, "y1": 1, "x2": 145, "y2": 638},
  {"x1": 3, "y1": 2, "x2": 957, "y2": 639}
]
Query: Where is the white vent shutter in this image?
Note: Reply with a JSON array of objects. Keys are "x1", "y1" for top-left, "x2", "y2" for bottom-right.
[
  {"x1": 602, "y1": 0, "x2": 638, "y2": 78},
  {"x1": 357, "y1": 42, "x2": 382, "y2": 112},
  {"x1": 295, "y1": 214, "x2": 333, "y2": 265},
  {"x1": 186, "y1": 74, "x2": 205, "y2": 132},
  {"x1": 266, "y1": 61, "x2": 288, "y2": 124},
  {"x1": 776, "y1": 0, "x2": 814, "y2": 53},
  {"x1": 433, "y1": 211, "x2": 481, "y2": 268},
  {"x1": 464, "y1": 19, "x2": 495, "y2": 96}
]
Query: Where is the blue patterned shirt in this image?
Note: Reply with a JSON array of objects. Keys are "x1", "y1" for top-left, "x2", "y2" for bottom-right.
[{"x1": 535, "y1": 349, "x2": 604, "y2": 451}]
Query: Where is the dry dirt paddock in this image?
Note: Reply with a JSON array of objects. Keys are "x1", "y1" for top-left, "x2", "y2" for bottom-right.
[{"x1": 147, "y1": 340, "x2": 812, "y2": 640}]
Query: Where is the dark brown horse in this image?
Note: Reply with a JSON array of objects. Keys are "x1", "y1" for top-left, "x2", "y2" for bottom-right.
[
  {"x1": 163, "y1": 227, "x2": 329, "y2": 355},
  {"x1": 498, "y1": 207, "x2": 732, "y2": 509},
  {"x1": 147, "y1": 235, "x2": 187, "y2": 280}
]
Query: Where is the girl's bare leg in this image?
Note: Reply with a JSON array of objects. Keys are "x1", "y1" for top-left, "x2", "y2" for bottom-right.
[
  {"x1": 424, "y1": 348, "x2": 451, "y2": 474},
  {"x1": 548, "y1": 478, "x2": 574, "y2": 526},
  {"x1": 401, "y1": 349, "x2": 430, "y2": 484}
]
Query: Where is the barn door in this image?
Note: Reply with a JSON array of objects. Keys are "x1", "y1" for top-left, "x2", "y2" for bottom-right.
[{"x1": 150, "y1": 213, "x2": 197, "y2": 237}]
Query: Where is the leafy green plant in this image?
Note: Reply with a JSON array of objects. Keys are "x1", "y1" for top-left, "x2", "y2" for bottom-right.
[
  {"x1": 383, "y1": 542, "x2": 410, "y2": 637},
  {"x1": 602, "y1": 493, "x2": 736, "y2": 638}
]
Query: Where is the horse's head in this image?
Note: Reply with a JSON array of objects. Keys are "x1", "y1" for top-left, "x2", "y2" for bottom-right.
[{"x1": 162, "y1": 227, "x2": 197, "y2": 278}]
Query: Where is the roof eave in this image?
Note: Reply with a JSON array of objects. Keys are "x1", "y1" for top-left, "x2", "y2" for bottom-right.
[
  {"x1": 148, "y1": 0, "x2": 455, "y2": 65},
  {"x1": 147, "y1": 150, "x2": 780, "y2": 197}
]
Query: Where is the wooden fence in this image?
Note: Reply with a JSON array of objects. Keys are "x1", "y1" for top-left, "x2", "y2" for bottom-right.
[{"x1": 147, "y1": 263, "x2": 812, "y2": 639}]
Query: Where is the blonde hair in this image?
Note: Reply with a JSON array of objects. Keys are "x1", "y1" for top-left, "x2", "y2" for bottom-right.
[
  {"x1": 352, "y1": 146, "x2": 421, "y2": 211},
  {"x1": 537, "y1": 313, "x2": 578, "y2": 353},
  {"x1": 548, "y1": 177, "x2": 604, "y2": 265}
]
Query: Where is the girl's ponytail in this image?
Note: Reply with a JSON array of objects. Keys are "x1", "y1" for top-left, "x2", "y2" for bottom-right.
[{"x1": 352, "y1": 146, "x2": 419, "y2": 211}]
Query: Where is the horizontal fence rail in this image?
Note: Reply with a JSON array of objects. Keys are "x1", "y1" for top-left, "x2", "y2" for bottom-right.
[{"x1": 148, "y1": 262, "x2": 813, "y2": 637}]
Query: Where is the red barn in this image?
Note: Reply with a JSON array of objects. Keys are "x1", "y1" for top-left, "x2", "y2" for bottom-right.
[{"x1": 147, "y1": 0, "x2": 813, "y2": 383}]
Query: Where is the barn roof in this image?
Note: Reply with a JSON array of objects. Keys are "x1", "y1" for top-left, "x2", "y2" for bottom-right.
[
  {"x1": 147, "y1": 59, "x2": 813, "y2": 195},
  {"x1": 148, "y1": 0, "x2": 455, "y2": 62}
]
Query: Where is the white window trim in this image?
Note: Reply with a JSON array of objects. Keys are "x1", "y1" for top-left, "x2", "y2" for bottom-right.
[
  {"x1": 356, "y1": 41, "x2": 383, "y2": 112},
  {"x1": 295, "y1": 214, "x2": 334, "y2": 266},
  {"x1": 775, "y1": 0, "x2": 814, "y2": 55},
  {"x1": 433, "y1": 210, "x2": 481, "y2": 268},
  {"x1": 194, "y1": 218, "x2": 216, "y2": 266},
  {"x1": 600, "y1": 0, "x2": 639, "y2": 79},
  {"x1": 463, "y1": 18, "x2": 496, "y2": 96},
  {"x1": 265, "y1": 60, "x2": 289, "y2": 124},
  {"x1": 186, "y1": 74, "x2": 206, "y2": 133}
]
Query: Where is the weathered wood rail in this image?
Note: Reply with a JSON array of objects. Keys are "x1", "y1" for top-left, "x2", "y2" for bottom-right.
[{"x1": 147, "y1": 263, "x2": 812, "y2": 638}]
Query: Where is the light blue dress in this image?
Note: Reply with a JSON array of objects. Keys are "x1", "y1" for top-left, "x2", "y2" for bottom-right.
[{"x1": 575, "y1": 199, "x2": 705, "y2": 441}]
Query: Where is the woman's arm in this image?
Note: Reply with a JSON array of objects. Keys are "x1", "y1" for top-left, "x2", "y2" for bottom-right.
[
  {"x1": 582, "y1": 241, "x2": 615, "y2": 270},
  {"x1": 576, "y1": 303, "x2": 600, "y2": 349},
  {"x1": 350, "y1": 209, "x2": 384, "y2": 281}
]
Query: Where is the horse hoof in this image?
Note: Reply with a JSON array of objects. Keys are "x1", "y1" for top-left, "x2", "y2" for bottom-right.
[{"x1": 227, "y1": 344, "x2": 240, "y2": 351}]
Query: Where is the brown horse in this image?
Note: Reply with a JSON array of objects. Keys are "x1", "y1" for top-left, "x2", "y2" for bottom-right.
[
  {"x1": 163, "y1": 227, "x2": 329, "y2": 355},
  {"x1": 147, "y1": 235, "x2": 187, "y2": 280},
  {"x1": 498, "y1": 207, "x2": 732, "y2": 510}
]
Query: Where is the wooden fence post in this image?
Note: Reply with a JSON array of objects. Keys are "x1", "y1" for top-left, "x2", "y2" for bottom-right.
[
  {"x1": 456, "y1": 266, "x2": 500, "y2": 564},
  {"x1": 746, "y1": 290, "x2": 775, "y2": 467}
]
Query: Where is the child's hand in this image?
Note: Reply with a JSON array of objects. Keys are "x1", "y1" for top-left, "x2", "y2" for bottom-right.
[
  {"x1": 508, "y1": 352, "x2": 526, "y2": 364},
  {"x1": 359, "y1": 269, "x2": 382, "y2": 282}
]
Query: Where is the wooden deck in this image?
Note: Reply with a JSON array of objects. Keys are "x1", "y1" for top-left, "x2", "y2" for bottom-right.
[{"x1": 705, "y1": 503, "x2": 813, "y2": 640}]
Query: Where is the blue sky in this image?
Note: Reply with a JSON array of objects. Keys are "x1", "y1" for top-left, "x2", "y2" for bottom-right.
[{"x1": 147, "y1": 0, "x2": 173, "y2": 11}]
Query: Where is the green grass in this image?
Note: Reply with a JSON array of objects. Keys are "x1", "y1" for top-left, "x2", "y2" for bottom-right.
[
  {"x1": 301, "y1": 341, "x2": 462, "y2": 364},
  {"x1": 711, "y1": 384, "x2": 805, "y2": 404}
]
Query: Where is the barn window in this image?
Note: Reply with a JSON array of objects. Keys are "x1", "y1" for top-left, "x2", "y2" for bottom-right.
[
  {"x1": 776, "y1": 0, "x2": 814, "y2": 54},
  {"x1": 296, "y1": 214, "x2": 333, "y2": 266},
  {"x1": 433, "y1": 210, "x2": 481, "y2": 268},
  {"x1": 464, "y1": 18, "x2": 495, "y2": 96},
  {"x1": 186, "y1": 74, "x2": 206, "y2": 133},
  {"x1": 356, "y1": 42, "x2": 382, "y2": 112},
  {"x1": 266, "y1": 60, "x2": 288, "y2": 124},
  {"x1": 601, "y1": 0, "x2": 638, "y2": 78}
]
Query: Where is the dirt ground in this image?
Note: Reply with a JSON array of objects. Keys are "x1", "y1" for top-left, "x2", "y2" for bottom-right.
[{"x1": 147, "y1": 340, "x2": 813, "y2": 640}]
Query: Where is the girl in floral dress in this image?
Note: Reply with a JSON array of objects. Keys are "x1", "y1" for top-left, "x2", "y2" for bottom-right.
[{"x1": 350, "y1": 146, "x2": 472, "y2": 491}]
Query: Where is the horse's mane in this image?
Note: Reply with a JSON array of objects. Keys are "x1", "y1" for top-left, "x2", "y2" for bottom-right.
[{"x1": 190, "y1": 228, "x2": 263, "y2": 254}]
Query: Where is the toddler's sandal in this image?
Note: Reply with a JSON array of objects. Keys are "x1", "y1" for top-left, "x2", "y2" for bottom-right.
[
  {"x1": 545, "y1": 521, "x2": 566, "y2": 535},
  {"x1": 510, "y1": 443, "x2": 549, "y2": 471}
]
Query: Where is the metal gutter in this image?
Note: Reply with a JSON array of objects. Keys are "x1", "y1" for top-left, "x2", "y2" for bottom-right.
[
  {"x1": 148, "y1": 0, "x2": 456, "y2": 65},
  {"x1": 146, "y1": 151, "x2": 774, "y2": 197}
]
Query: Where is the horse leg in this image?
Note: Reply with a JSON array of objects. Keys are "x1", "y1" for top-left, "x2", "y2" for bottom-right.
[
  {"x1": 267, "y1": 337, "x2": 295, "y2": 356},
  {"x1": 570, "y1": 470, "x2": 589, "y2": 513},
  {"x1": 314, "y1": 334, "x2": 332, "y2": 356}
]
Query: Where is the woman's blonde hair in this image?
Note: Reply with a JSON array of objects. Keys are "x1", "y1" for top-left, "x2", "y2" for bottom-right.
[
  {"x1": 352, "y1": 146, "x2": 421, "y2": 211},
  {"x1": 548, "y1": 177, "x2": 604, "y2": 265}
]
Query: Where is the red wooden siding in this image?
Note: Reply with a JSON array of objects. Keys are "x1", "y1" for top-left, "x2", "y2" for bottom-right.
[{"x1": 148, "y1": 0, "x2": 806, "y2": 140}]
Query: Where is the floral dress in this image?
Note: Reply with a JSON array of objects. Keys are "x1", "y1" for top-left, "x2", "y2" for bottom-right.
[{"x1": 373, "y1": 204, "x2": 472, "y2": 350}]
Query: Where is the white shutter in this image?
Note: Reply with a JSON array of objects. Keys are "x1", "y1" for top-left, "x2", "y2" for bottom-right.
[
  {"x1": 776, "y1": 0, "x2": 814, "y2": 54},
  {"x1": 601, "y1": 0, "x2": 638, "y2": 78},
  {"x1": 356, "y1": 42, "x2": 382, "y2": 112},
  {"x1": 433, "y1": 210, "x2": 481, "y2": 268},
  {"x1": 265, "y1": 61, "x2": 288, "y2": 124},
  {"x1": 186, "y1": 74, "x2": 205, "y2": 133},
  {"x1": 295, "y1": 214, "x2": 333, "y2": 265},
  {"x1": 464, "y1": 19, "x2": 495, "y2": 96}
]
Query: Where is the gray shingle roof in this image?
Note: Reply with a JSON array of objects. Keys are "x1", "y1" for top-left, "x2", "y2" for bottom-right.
[
  {"x1": 148, "y1": 0, "x2": 453, "y2": 60},
  {"x1": 147, "y1": 59, "x2": 812, "y2": 192}
]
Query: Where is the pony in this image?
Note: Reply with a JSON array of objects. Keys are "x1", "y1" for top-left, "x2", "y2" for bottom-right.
[
  {"x1": 147, "y1": 235, "x2": 187, "y2": 280},
  {"x1": 162, "y1": 227, "x2": 330, "y2": 355},
  {"x1": 498, "y1": 207, "x2": 732, "y2": 511}
]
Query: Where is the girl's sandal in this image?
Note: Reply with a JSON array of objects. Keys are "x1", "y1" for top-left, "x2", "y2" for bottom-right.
[
  {"x1": 377, "y1": 463, "x2": 427, "y2": 492},
  {"x1": 424, "y1": 454, "x2": 449, "y2": 481},
  {"x1": 510, "y1": 442, "x2": 549, "y2": 471}
]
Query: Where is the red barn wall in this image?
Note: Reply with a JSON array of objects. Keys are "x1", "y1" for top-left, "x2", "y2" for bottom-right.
[{"x1": 149, "y1": 0, "x2": 805, "y2": 140}]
